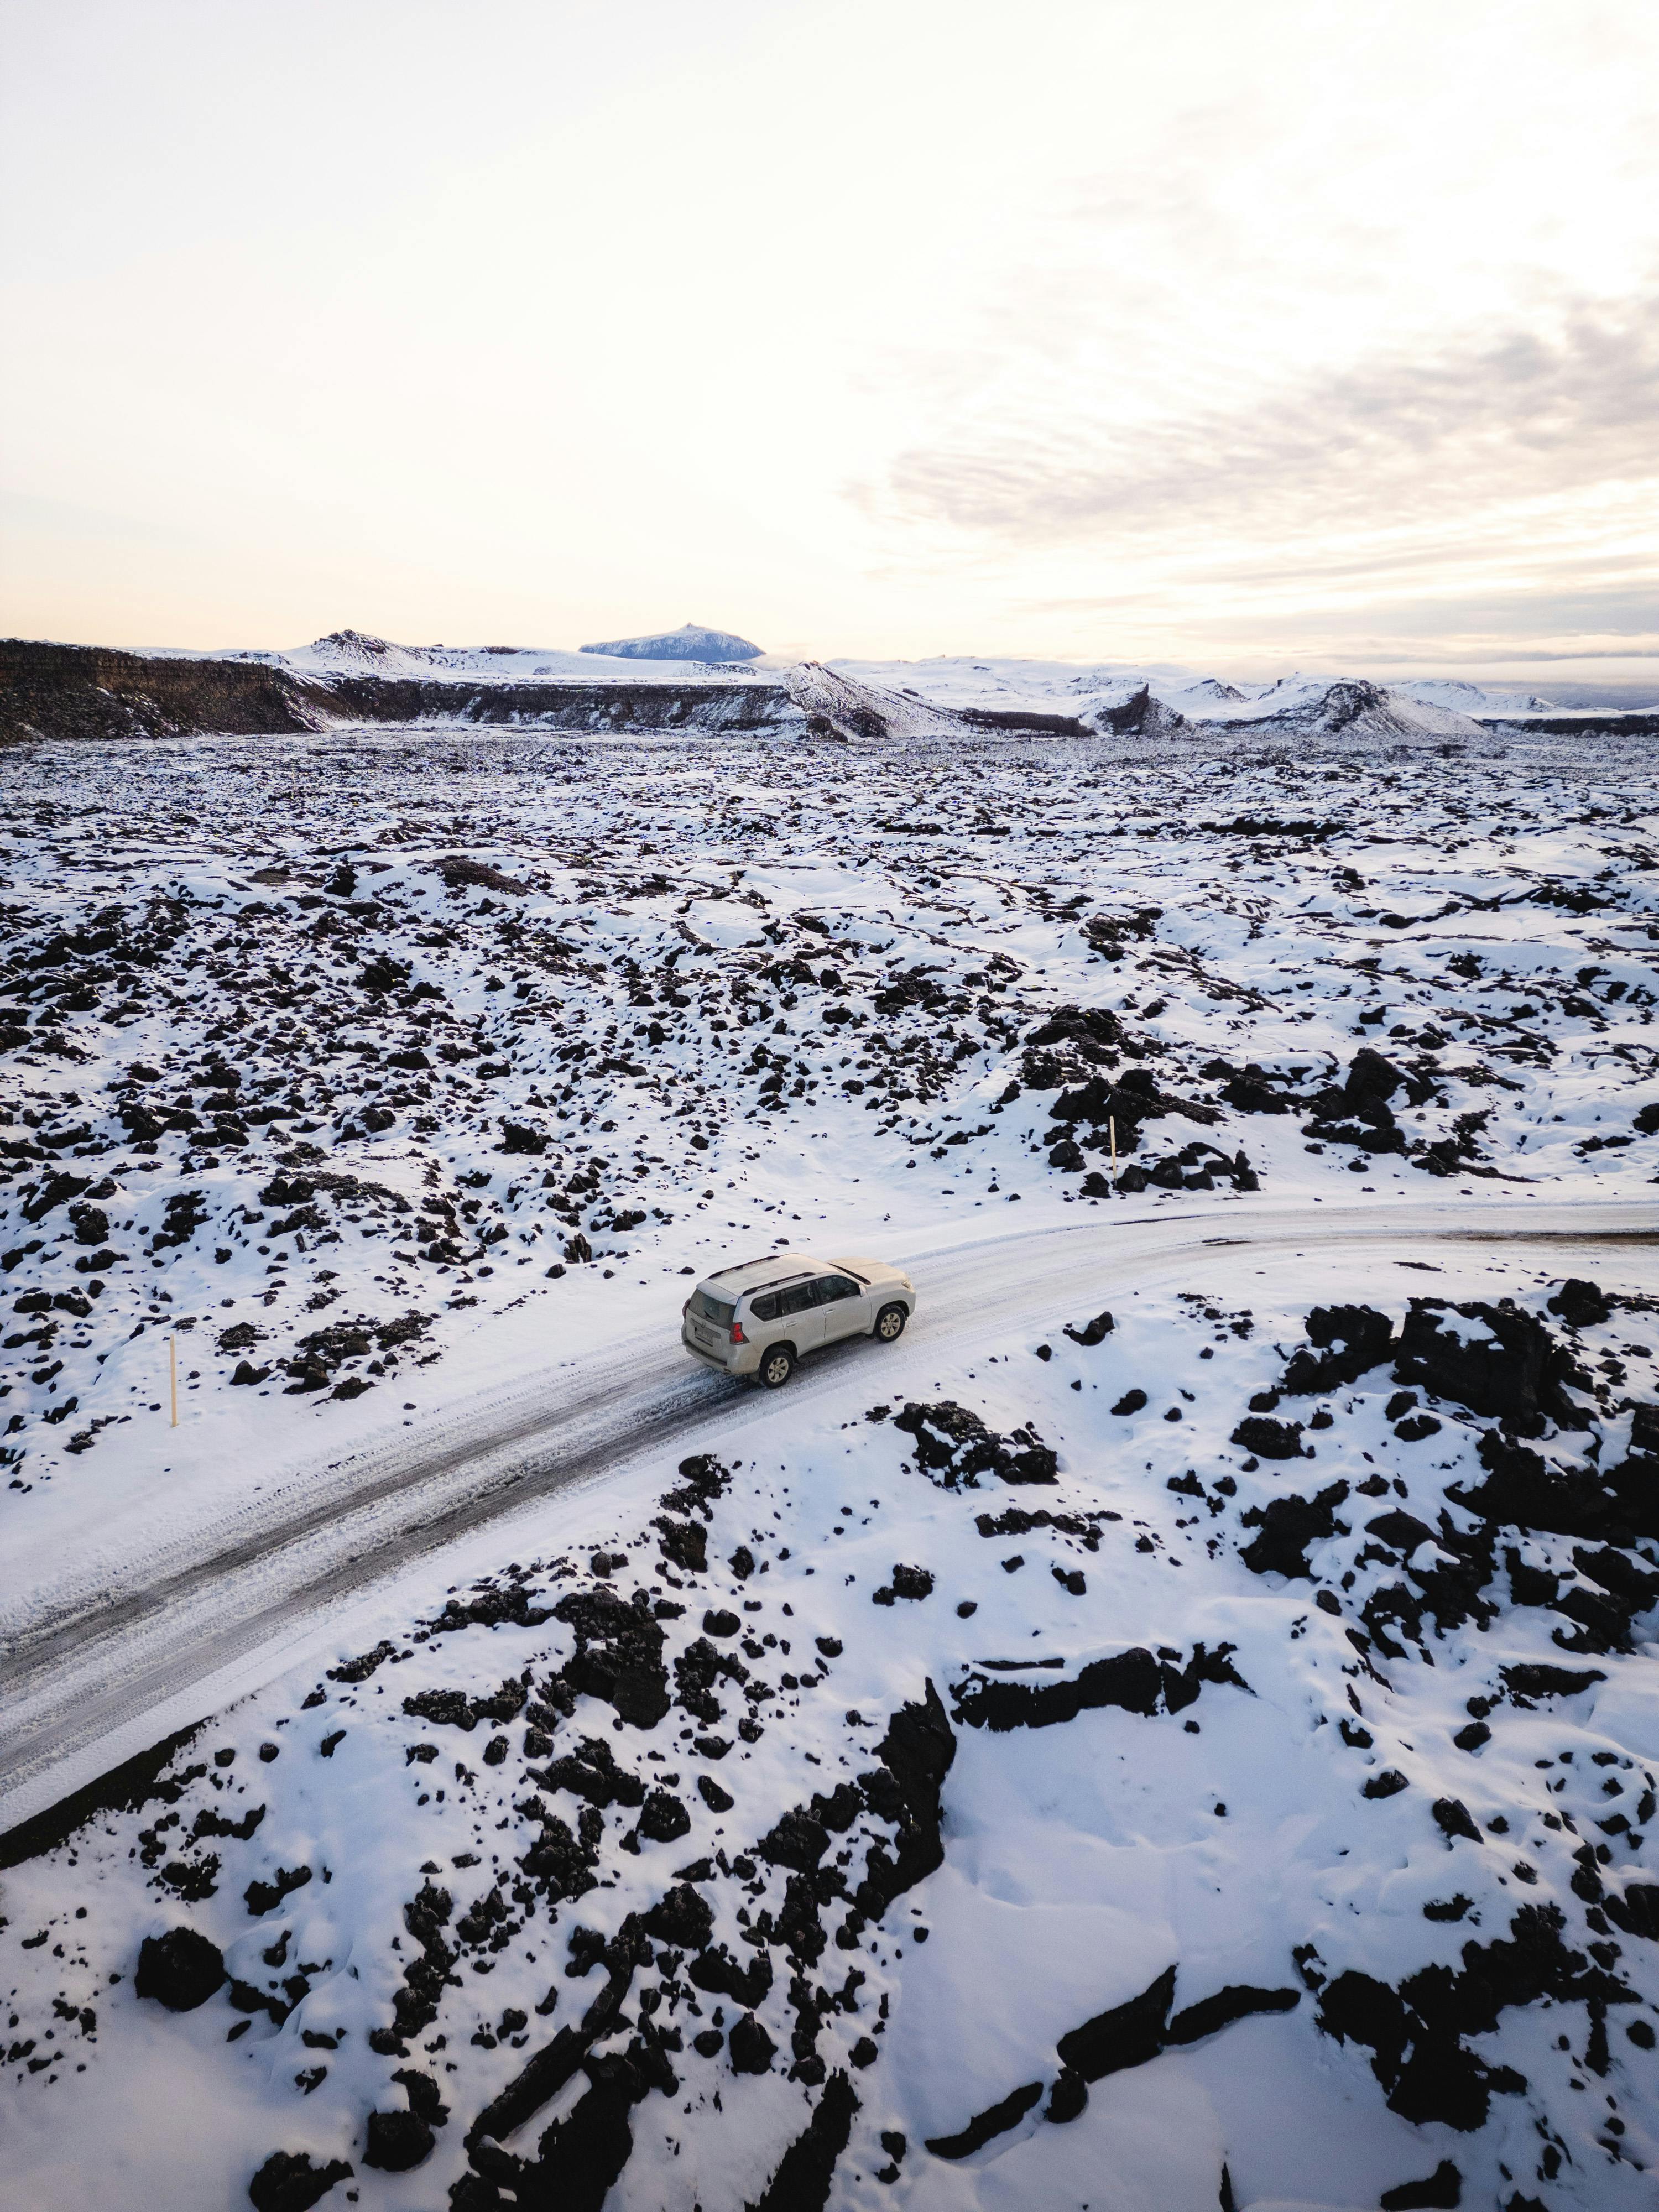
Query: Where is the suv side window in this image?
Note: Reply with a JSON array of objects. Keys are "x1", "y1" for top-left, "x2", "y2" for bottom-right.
[
  {"x1": 814, "y1": 1276, "x2": 860, "y2": 1303},
  {"x1": 750, "y1": 1293, "x2": 780, "y2": 1322},
  {"x1": 778, "y1": 1283, "x2": 816, "y2": 1316}
]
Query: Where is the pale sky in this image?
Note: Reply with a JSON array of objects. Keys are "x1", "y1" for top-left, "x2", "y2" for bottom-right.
[{"x1": 3, "y1": 0, "x2": 1656, "y2": 679}]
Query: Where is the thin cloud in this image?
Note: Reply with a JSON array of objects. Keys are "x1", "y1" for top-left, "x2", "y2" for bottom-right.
[{"x1": 882, "y1": 295, "x2": 1659, "y2": 545}]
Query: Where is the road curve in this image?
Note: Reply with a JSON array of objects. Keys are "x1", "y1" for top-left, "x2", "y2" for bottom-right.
[{"x1": 4, "y1": 1194, "x2": 1658, "y2": 1836}]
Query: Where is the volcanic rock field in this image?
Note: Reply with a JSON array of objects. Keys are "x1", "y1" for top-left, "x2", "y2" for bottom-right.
[{"x1": 6, "y1": 716, "x2": 1659, "y2": 2210}]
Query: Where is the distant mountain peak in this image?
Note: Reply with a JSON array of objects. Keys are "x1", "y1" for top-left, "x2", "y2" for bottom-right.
[{"x1": 580, "y1": 622, "x2": 763, "y2": 664}]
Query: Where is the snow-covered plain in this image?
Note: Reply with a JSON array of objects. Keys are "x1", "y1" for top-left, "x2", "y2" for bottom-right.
[{"x1": 6, "y1": 714, "x2": 1659, "y2": 2210}]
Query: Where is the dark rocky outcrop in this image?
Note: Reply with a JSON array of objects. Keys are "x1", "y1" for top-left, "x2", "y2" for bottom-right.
[
  {"x1": 953, "y1": 1644, "x2": 1246, "y2": 1731},
  {"x1": 1379, "y1": 2161, "x2": 1463, "y2": 2209},
  {"x1": 1058, "y1": 1964, "x2": 1177, "y2": 2081},
  {"x1": 1229, "y1": 1415, "x2": 1307, "y2": 1462},
  {"x1": 1500, "y1": 1661, "x2": 1606, "y2": 1705},
  {"x1": 1164, "y1": 1984, "x2": 1300, "y2": 2043},
  {"x1": 728, "y1": 2012, "x2": 778, "y2": 2074},
  {"x1": 1062, "y1": 1311, "x2": 1114, "y2": 1348},
  {"x1": 689, "y1": 1944, "x2": 774, "y2": 2011},
  {"x1": 1452, "y1": 1427, "x2": 1659, "y2": 1541},
  {"x1": 538, "y1": 1737, "x2": 645, "y2": 1811},
  {"x1": 892, "y1": 1401, "x2": 1057, "y2": 1488},
  {"x1": 2, "y1": 640, "x2": 321, "y2": 744},
  {"x1": 642, "y1": 1883, "x2": 713, "y2": 1951},
  {"x1": 1046, "y1": 1068, "x2": 1221, "y2": 1153},
  {"x1": 0, "y1": 638, "x2": 791, "y2": 744},
  {"x1": 465, "y1": 1918, "x2": 651, "y2": 2153},
  {"x1": 1282, "y1": 1305, "x2": 1395, "y2": 1394},
  {"x1": 553, "y1": 1586, "x2": 670, "y2": 1729},
  {"x1": 1315, "y1": 1902, "x2": 1632, "y2": 2131},
  {"x1": 853, "y1": 1683, "x2": 956, "y2": 1919},
  {"x1": 133, "y1": 1924, "x2": 225, "y2": 2011},
  {"x1": 363, "y1": 2109, "x2": 433, "y2": 2172},
  {"x1": 1301, "y1": 1048, "x2": 1417, "y2": 1155},
  {"x1": 1392, "y1": 1300, "x2": 1583, "y2": 1434},
  {"x1": 925, "y1": 2079, "x2": 1043, "y2": 2158},
  {"x1": 401, "y1": 1679, "x2": 526, "y2": 1734},
  {"x1": 927, "y1": 1964, "x2": 1295, "y2": 2153},
  {"x1": 1238, "y1": 1483, "x2": 1350, "y2": 1578},
  {"x1": 744, "y1": 2071, "x2": 859, "y2": 2212},
  {"x1": 1549, "y1": 1277, "x2": 1613, "y2": 1329},
  {"x1": 246, "y1": 2150, "x2": 353, "y2": 2212}
]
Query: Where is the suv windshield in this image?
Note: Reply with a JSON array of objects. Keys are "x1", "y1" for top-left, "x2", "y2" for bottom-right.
[{"x1": 695, "y1": 1291, "x2": 736, "y2": 1327}]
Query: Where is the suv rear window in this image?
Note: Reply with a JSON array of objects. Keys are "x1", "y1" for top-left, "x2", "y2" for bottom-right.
[{"x1": 695, "y1": 1291, "x2": 736, "y2": 1327}]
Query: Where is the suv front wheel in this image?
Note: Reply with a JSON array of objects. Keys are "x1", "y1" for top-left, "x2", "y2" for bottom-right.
[
  {"x1": 874, "y1": 1303, "x2": 907, "y2": 1343},
  {"x1": 758, "y1": 1344, "x2": 795, "y2": 1389}
]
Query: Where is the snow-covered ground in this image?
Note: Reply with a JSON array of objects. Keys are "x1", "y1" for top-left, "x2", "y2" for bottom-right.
[{"x1": 6, "y1": 718, "x2": 1659, "y2": 2210}]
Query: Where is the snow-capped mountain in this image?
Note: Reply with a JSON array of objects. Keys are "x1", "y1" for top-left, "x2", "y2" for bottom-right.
[
  {"x1": 578, "y1": 622, "x2": 764, "y2": 664},
  {"x1": 205, "y1": 631, "x2": 763, "y2": 686},
  {"x1": 146, "y1": 633, "x2": 1610, "y2": 727}
]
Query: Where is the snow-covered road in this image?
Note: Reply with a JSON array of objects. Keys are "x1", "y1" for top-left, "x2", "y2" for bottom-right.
[{"x1": 6, "y1": 1194, "x2": 1656, "y2": 1839}]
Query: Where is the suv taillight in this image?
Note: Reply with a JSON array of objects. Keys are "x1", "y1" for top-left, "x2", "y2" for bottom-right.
[{"x1": 730, "y1": 1321, "x2": 747, "y2": 1343}]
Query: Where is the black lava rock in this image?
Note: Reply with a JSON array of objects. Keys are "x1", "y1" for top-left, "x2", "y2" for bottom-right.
[
  {"x1": 1045, "y1": 2067, "x2": 1089, "y2": 2122},
  {"x1": 1500, "y1": 1662, "x2": 1606, "y2": 1704},
  {"x1": 1063, "y1": 1311, "x2": 1114, "y2": 1348},
  {"x1": 643, "y1": 1884, "x2": 714, "y2": 1951},
  {"x1": 1229, "y1": 1415, "x2": 1306, "y2": 1461},
  {"x1": 134, "y1": 1925, "x2": 225, "y2": 2011},
  {"x1": 926, "y1": 2079, "x2": 1042, "y2": 2158},
  {"x1": 759, "y1": 1808, "x2": 831, "y2": 1872},
  {"x1": 1057, "y1": 1964, "x2": 1176, "y2": 2081},
  {"x1": 1548, "y1": 1277, "x2": 1612, "y2": 1329},
  {"x1": 1380, "y1": 2159, "x2": 1463, "y2": 2209},
  {"x1": 636, "y1": 1790, "x2": 691, "y2": 1844},
  {"x1": 728, "y1": 2011, "x2": 777, "y2": 2074},
  {"x1": 1393, "y1": 1298, "x2": 1581, "y2": 1434},
  {"x1": 892, "y1": 1400, "x2": 1058, "y2": 1488},
  {"x1": 555, "y1": 1586, "x2": 670, "y2": 1729},
  {"x1": 540, "y1": 1736, "x2": 645, "y2": 1810},
  {"x1": 364, "y1": 2109, "x2": 434, "y2": 2172},
  {"x1": 746, "y1": 2069, "x2": 859, "y2": 2206},
  {"x1": 1238, "y1": 1483, "x2": 1349, "y2": 1578},
  {"x1": 1432, "y1": 1797, "x2": 1483, "y2": 1843},
  {"x1": 247, "y1": 2151, "x2": 353, "y2": 2212},
  {"x1": 1164, "y1": 1985, "x2": 1300, "y2": 2044},
  {"x1": 1282, "y1": 1305, "x2": 1395, "y2": 1394}
]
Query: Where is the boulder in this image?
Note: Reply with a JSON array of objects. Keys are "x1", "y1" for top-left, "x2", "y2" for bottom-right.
[{"x1": 133, "y1": 1926, "x2": 225, "y2": 2012}]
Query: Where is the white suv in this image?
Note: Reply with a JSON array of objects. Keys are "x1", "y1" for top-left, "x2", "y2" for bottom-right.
[{"x1": 681, "y1": 1251, "x2": 915, "y2": 1387}]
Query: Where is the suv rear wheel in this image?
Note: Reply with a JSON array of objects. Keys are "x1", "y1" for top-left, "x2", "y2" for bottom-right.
[
  {"x1": 875, "y1": 1302, "x2": 907, "y2": 1343},
  {"x1": 758, "y1": 1344, "x2": 795, "y2": 1389}
]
